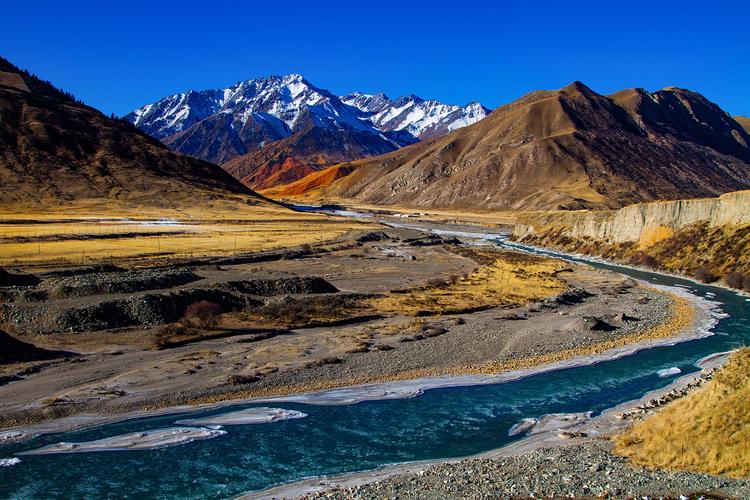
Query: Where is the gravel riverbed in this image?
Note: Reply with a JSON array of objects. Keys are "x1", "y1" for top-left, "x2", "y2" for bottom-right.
[{"x1": 306, "y1": 440, "x2": 750, "y2": 499}]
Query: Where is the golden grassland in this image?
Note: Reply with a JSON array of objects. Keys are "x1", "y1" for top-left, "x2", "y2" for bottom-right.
[
  {"x1": 369, "y1": 250, "x2": 568, "y2": 316},
  {"x1": 614, "y1": 347, "x2": 750, "y2": 478},
  {"x1": 0, "y1": 206, "x2": 373, "y2": 267},
  {"x1": 163, "y1": 289, "x2": 695, "y2": 412}
]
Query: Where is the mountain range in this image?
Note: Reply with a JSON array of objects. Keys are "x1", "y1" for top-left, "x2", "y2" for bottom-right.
[
  {"x1": 5, "y1": 53, "x2": 750, "y2": 214},
  {"x1": 0, "y1": 57, "x2": 265, "y2": 211},
  {"x1": 125, "y1": 75, "x2": 488, "y2": 189},
  {"x1": 266, "y1": 82, "x2": 750, "y2": 210}
]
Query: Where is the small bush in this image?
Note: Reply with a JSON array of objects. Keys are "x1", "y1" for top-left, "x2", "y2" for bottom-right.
[
  {"x1": 182, "y1": 301, "x2": 220, "y2": 328},
  {"x1": 725, "y1": 271, "x2": 750, "y2": 291},
  {"x1": 243, "y1": 295, "x2": 359, "y2": 325},
  {"x1": 694, "y1": 268, "x2": 718, "y2": 284},
  {"x1": 152, "y1": 322, "x2": 193, "y2": 350},
  {"x1": 426, "y1": 277, "x2": 447, "y2": 288},
  {"x1": 628, "y1": 252, "x2": 659, "y2": 269}
]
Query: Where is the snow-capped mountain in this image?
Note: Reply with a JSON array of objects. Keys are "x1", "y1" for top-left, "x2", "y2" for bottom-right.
[
  {"x1": 125, "y1": 75, "x2": 489, "y2": 188},
  {"x1": 126, "y1": 74, "x2": 401, "y2": 164},
  {"x1": 341, "y1": 92, "x2": 489, "y2": 140}
]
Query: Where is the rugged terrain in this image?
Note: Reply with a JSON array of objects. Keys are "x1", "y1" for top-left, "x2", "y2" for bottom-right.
[
  {"x1": 0, "y1": 223, "x2": 678, "y2": 431},
  {"x1": 126, "y1": 75, "x2": 487, "y2": 189},
  {"x1": 268, "y1": 82, "x2": 750, "y2": 211},
  {"x1": 513, "y1": 190, "x2": 750, "y2": 285},
  {"x1": 279, "y1": 348, "x2": 750, "y2": 499},
  {"x1": 0, "y1": 57, "x2": 267, "y2": 212}
]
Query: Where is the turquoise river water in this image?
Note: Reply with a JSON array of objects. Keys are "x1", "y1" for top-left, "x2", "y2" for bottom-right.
[{"x1": 0, "y1": 236, "x2": 748, "y2": 499}]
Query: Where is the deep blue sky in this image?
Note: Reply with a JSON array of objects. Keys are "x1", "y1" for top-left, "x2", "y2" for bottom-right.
[{"x1": 3, "y1": 1, "x2": 748, "y2": 117}]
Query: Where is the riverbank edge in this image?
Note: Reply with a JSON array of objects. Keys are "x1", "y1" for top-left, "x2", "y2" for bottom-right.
[
  {"x1": 241, "y1": 350, "x2": 734, "y2": 500},
  {"x1": 0, "y1": 280, "x2": 713, "y2": 445},
  {"x1": 500, "y1": 237, "x2": 750, "y2": 299}
]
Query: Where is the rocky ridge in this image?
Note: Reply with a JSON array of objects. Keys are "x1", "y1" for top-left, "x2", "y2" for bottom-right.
[{"x1": 126, "y1": 75, "x2": 487, "y2": 190}]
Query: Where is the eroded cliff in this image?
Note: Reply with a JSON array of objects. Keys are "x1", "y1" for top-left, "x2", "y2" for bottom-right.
[{"x1": 513, "y1": 190, "x2": 750, "y2": 284}]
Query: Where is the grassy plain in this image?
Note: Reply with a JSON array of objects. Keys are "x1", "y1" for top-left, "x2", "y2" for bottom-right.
[
  {"x1": 0, "y1": 206, "x2": 373, "y2": 267},
  {"x1": 614, "y1": 347, "x2": 750, "y2": 478}
]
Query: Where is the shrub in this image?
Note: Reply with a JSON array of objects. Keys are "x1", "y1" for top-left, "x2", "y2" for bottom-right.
[
  {"x1": 182, "y1": 301, "x2": 220, "y2": 328},
  {"x1": 628, "y1": 252, "x2": 659, "y2": 269},
  {"x1": 153, "y1": 322, "x2": 193, "y2": 350},
  {"x1": 694, "y1": 268, "x2": 718, "y2": 284},
  {"x1": 426, "y1": 277, "x2": 447, "y2": 288},
  {"x1": 725, "y1": 271, "x2": 750, "y2": 291},
  {"x1": 243, "y1": 295, "x2": 359, "y2": 325}
]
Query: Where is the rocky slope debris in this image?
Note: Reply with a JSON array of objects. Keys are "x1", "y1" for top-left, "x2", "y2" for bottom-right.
[{"x1": 307, "y1": 441, "x2": 750, "y2": 499}]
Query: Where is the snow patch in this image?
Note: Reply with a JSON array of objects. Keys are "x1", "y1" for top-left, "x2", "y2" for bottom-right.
[
  {"x1": 657, "y1": 367, "x2": 682, "y2": 378},
  {"x1": 175, "y1": 407, "x2": 308, "y2": 426},
  {"x1": 17, "y1": 427, "x2": 226, "y2": 455}
]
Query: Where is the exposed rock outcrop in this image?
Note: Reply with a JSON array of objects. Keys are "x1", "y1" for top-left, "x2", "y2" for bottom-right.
[
  {"x1": 512, "y1": 190, "x2": 750, "y2": 279},
  {"x1": 514, "y1": 190, "x2": 750, "y2": 244}
]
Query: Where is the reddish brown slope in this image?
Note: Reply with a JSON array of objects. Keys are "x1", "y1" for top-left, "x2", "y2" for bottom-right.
[{"x1": 222, "y1": 117, "x2": 398, "y2": 190}]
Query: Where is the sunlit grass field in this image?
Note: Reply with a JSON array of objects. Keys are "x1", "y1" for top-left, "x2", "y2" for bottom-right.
[
  {"x1": 614, "y1": 347, "x2": 750, "y2": 478},
  {"x1": 0, "y1": 207, "x2": 372, "y2": 267},
  {"x1": 370, "y1": 249, "x2": 568, "y2": 316}
]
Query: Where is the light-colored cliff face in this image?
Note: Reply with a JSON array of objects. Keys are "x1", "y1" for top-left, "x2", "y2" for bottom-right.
[{"x1": 515, "y1": 190, "x2": 750, "y2": 244}]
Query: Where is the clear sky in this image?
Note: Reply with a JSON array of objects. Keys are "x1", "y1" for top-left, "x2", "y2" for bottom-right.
[{"x1": 3, "y1": 0, "x2": 748, "y2": 117}]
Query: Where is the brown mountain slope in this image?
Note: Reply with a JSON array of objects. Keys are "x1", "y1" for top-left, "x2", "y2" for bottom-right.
[
  {"x1": 737, "y1": 116, "x2": 750, "y2": 134},
  {"x1": 0, "y1": 57, "x2": 268, "y2": 211},
  {"x1": 221, "y1": 117, "x2": 398, "y2": 190},
  {"x1": 271, "y1": 82, "x2": 750, "y2": 211}
]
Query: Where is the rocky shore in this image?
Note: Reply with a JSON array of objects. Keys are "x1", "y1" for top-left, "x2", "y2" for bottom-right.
[{"x1": 304, "y1": 440, "x2": 750, "y2": 499}]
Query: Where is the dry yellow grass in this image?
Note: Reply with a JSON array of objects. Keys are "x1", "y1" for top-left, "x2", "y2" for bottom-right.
[
  {"x1": 369, "y1": 250, "x2": 568, "y2": 316},
  {"x1": 0, "y1": 207, "x2": 372, "y2": 267},
  {"x1": 638, "y1": 225, "x2": 674, "y2": 249},
  {"x1": 614, "y1": 347, "x2": 750, "y2": 478}
]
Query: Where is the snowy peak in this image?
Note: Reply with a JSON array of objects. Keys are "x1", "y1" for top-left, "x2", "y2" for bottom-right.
[
  {"x1": 126, "y1": 75, "x2": 489, "y2": 165},
  {"x1": 126, "y1": 89, "x2": 225, "y2": 139},
  {"x1": 341, "y1": 92, "x2": 490, "y2": 139},
  {"x1": 125, "y1": 74, "x2": 349, "y2": 140},
  {"x1": 339, "y1": 92, "x2": 391, "y2": 113}
]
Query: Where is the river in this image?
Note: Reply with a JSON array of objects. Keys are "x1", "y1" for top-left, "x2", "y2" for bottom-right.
[{"x1": 0, "y1": 218, "x2": 747, "y2": 499}]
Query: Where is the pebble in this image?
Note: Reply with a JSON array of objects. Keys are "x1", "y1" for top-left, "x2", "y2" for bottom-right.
[{"x1": 305, "y1": 441, "x2": 750, "y2": 499}]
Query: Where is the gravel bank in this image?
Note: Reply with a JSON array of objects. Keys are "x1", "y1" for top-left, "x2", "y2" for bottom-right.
[{"x1": 305, "y1": 440, "x2": 750, "y2": 499}]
